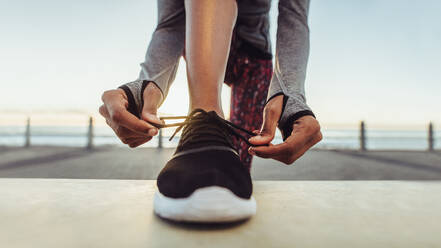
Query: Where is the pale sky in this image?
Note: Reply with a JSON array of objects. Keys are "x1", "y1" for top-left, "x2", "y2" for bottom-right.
[{"x1": 1, "y1": 0, "x2": 440, "y2": 126}]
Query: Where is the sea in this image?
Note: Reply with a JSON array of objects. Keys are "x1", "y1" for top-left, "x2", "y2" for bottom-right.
[{"x1": 0, "y1": 125, "x2": 439, "y2": 150}]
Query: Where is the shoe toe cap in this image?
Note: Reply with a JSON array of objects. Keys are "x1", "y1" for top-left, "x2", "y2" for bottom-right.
[{"x1": 157, "y1": 150, "x2": 252, "y2": 199}]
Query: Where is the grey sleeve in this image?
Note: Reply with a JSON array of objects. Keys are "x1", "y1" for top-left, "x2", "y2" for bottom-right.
[
  {"x1": 267, "y1": 0, "x2": 315, "y2": 140},
  {"x1": 119, "y1": 0, "x2": 185, "y2": 118}
]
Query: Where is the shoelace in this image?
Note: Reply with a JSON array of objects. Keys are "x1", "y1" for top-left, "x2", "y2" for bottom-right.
[{"x1": 149, "y1": 108, "x2": 261, "y2": 147}]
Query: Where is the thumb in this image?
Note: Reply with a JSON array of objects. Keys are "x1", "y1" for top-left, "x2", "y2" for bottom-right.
[
  {"x1": 248, "y1": 120, "x2": 277, "y2": 145},
  {"x1": 141, "y1": 103, "x2": 163, "y2": 127},
  {"x1": 142, "y1": 112, "x2": 162, "y2": 125},
  {"x1": 141, "y1": 106, "x2": 163, "y2": 136},
  {"x1": 248, "y1": 112, "x2": 279, "y2": 146},
  {"x1": 248, "y1": 95, "x2": 284, "y2": 146}
]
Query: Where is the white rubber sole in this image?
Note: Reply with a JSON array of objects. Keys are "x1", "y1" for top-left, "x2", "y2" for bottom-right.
[{"x1": 154, "y1": 186, "x2": 256, "y2": 223}]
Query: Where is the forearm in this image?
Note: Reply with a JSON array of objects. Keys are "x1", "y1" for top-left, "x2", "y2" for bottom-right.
[
  {"x1": 268, "y1": 0, "x2": 315, "y2": 140},
  {"x1": 119, "y1": 0, "x2": 185, "y2": 118}
]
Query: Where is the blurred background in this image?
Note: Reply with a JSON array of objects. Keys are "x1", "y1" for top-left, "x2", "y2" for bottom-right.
[{"x1": 1, "y1": 0, "x2": 440, "y2": 180}]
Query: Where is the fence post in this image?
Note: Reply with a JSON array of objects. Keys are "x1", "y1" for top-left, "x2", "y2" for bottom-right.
[
  {"x1": 24, "y1": 117, "x2": 31, "y2": 148},
  {"x1": 360, "y1": 121, "x2": 366, "y2": 151},
  {"x1": 158, "y1": 128, "x2": 163, "y2": 149},
  {"x1": 428, "y1": 122, "x2": 434, "y2": 151},
  {"x1": 87, "y1": 116, "x2": 94, "y2": 149}
]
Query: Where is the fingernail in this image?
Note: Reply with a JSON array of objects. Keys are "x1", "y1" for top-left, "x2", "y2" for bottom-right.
[
  {"x1": 250, "y1": 135, "x2": 259, "y2": 140},
  {"x1": 148, "y1": 129, "x2": 157, "y2": 136}
]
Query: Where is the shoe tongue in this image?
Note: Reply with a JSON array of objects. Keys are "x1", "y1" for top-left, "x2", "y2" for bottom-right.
[{"x1": 175, "y1": 111, "x2": 233, "y2": 153}]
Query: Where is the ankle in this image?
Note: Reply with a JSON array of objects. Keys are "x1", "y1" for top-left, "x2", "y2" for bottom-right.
[{"x1": 190, "y1": 105, "x2": 224, "y2": 118}]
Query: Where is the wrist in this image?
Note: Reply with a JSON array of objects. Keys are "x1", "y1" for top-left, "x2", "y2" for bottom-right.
[{"x1": 279, "y1": 110, "x2": 316, "y2": 140}]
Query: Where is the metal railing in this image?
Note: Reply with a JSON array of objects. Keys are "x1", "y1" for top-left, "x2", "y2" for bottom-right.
[
  {"x1": 358, "y1": 121, "x2": 436, "y2": 151},
  {"x1": 2, "y1": 117, "x2": 438, "y2": 151}
]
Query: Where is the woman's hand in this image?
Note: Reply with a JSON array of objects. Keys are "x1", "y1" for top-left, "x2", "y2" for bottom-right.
[
  {"x1": 248, "y1": 95, "x2": 322, "y2": 164},
  {"x1": 99, "y1": 83, "x2": 163, "y2": 148}
]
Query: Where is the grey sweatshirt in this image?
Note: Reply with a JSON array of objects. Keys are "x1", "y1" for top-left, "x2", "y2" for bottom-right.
[{"x1": 120, "y1": 0, "x2": 314, "y2": 140}]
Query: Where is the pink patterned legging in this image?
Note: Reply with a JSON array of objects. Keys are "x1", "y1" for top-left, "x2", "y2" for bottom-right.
[{"x1": 225, "y1": 52, "x2": 273, "y2": 170}]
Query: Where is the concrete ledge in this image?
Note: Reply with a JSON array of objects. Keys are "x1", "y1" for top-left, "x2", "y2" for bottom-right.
[{"x1": 0, "y1": 179, "x2": 440, "y2": 248}]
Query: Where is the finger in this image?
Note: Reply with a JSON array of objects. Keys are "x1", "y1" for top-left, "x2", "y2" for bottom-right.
[
  {"x1": 249, "y1": 142, "x2": 292, "y2": 158},
  {"x1": 101, "y1": 89, "x2": 127, "y2": 105},
  {"x1": 115, "y1": 126, "x2": 152, "y2": 140},
  {"x1": 141, "y1": 112, "x2": 164, "y2": 128},
  {"x1": 125, "y1": 137, "x2": 149, "y2": 144},
  {"x1": 284, "y1": 131, "x2": 323, "y2": 161},
  {"x1": 248, "y1": 115, "x2": 277, "y2": 145},
  {"x1": 273, "y1": 137, "x2": 317, "y2": 164},
  {"x1": 120, "y1": 135, "x2": 151, "y2": 144},
  {"x1": 250, "y1": 116, "x2": 323, "y2": 164},
  {"x1": 118, "y1": 135, "x2": 139, "y2": 145},
  {"x1": 99, "y1": 105, "x2": 110, "y2": 119},
  {"x1": 251, "y1": 132, "x2": 320, "y2": 164},
  {"x1": 250, "y1": 130, "x2": 307, "y2": 157},
  {"x1": 248, "y1": 144, "x2": 274, "y2": 158},
  {"x1": 125, "y1": 137, "x2": 147, "y2": 143},
  {"x1": 109, "y1": 106, "x2": 158, "y2": 135},
  {"x1": 104, "y1": 107, "x2": 154, "y2": 138},
  {"x1": 105, "y1": 118, "x2": 118, "y2": 132},
  {"x1": 106, "y1": 118, "x2": 133, "y2": 140},
  {"x1": 128, "y1": 137, "x2": 152, "y2": 148},
  {"x1": 102, "y1": 89, "x2": 158, "y2": 135},
  {"x1": 249, "y1": 107, "x2": 279, "y2": 145}
]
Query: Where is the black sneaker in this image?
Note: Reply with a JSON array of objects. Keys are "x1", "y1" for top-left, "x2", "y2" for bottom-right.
[{"x1": 153, "y1": 109, "x2": 257, "y2": 222}]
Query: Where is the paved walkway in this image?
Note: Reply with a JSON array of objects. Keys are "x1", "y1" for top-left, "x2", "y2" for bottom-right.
[
  {"x1": 0, "y1": 179, "x2": 439, "y2": 248},
  {"x1": 1, "y1": 146, "x2": 441, "y2": 179}
]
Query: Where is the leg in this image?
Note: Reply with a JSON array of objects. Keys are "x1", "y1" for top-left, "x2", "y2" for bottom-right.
[
  {"x1": 224, "y1": 0, "x2": 273, "y2": 169},
  {"x1": 226, "y1": 50, "x2": 272, "y2": 170},
  {"x1": 184, "y1": 0, "x2": 238, "y2": 117},
  {"x1": 154, "y1": 0, "x2": 257, "y2": 223}
]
